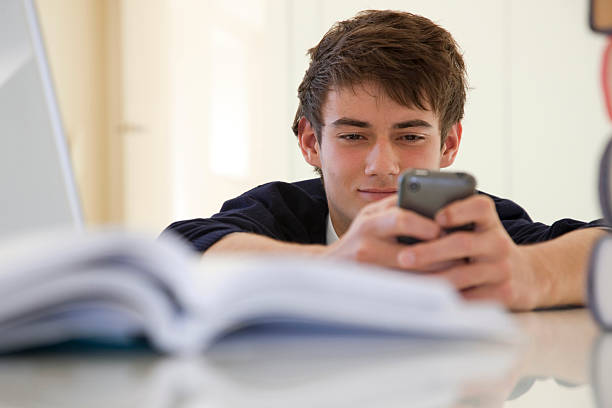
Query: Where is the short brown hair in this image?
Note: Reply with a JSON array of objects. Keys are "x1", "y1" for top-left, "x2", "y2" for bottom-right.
[{"x1": 292, "y1": 10, "x2": 467, "y2": 146}]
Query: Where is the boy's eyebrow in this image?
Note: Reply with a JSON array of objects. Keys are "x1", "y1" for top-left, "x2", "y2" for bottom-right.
[
  {"x1": 394, "y1": 119, "x2": 432, "y2": 129},
  {"x1": 330, "y1": 117, "x2": 370, "y2": 128},
  {"x1": 329, "y1": 117, "x2": 433, "y2": 129}
]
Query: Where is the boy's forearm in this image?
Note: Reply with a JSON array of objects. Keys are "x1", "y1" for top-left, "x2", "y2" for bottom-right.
[
  {"x1": 523, "y1": 228, "x2": 606, "y2": 308},
  {"x1": 205, "y1": 232, "x2": 327, "y2": 256},
  {"x1": 206, "y1": 228, "x2": 607, "y2": 310}
]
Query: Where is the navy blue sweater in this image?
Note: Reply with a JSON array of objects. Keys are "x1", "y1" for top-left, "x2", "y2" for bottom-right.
[{"x1": 163, "y1": 178, "x2": 604, "y2": 252}]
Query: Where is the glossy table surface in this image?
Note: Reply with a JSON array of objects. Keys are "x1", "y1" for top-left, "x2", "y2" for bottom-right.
[{"x1": 0, "y1": 308, "x2": 608, "y2": 408}]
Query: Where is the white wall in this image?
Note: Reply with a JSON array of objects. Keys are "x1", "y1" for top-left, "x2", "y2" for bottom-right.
[
  {"x1": 117, "y1": 0, "x2": 296, "y2": 232},
  {"x1": 507, "y1": 0, "x2": 608, "y2": 224}
]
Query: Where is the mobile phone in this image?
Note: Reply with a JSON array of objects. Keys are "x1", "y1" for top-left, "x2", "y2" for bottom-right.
[{"x1": 397, "y1": 169, "x2": 477, "y2": 244}]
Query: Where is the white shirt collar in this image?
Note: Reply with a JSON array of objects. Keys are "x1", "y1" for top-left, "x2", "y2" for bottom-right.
[{"x1": 326, "y1": 213, "x2": 339, "y2": 245}]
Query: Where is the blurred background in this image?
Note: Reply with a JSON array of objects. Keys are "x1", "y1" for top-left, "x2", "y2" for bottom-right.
[{"x1": 35, "y1": 0, "x2": 610, "y2": 234}]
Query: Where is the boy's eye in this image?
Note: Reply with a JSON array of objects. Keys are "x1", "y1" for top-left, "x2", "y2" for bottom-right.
[
  {"x1": 340, "y1": 133, "x2": 364, "y2": 140},
  {"x1": 399, "y1": 134, "x2": 424, "y2": 142}
]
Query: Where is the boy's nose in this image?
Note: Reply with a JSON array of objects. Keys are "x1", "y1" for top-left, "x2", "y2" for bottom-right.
[{"x1": 364, "y1": 140, "x2": 400, "y2": 176}]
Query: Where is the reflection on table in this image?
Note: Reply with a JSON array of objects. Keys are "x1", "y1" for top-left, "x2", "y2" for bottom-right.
[{"x1": 0, "y1": 309, "x2": 609, "y2": 408}]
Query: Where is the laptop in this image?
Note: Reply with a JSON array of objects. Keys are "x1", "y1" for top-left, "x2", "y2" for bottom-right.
[{"x1": 0, "y1": 0, "x2": 82, "y2": 238}]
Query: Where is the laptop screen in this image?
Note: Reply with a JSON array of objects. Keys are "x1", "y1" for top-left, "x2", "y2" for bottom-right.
[{"x1": 0, "y1": 0, "x2": 82, "y2": 238}]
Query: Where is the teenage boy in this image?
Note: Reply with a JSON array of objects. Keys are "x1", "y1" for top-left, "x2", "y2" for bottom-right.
[{"x1": 164, "y1": 10, "x2": 605, "y2": 311}]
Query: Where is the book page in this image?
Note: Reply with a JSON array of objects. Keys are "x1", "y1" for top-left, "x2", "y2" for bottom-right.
[{"x1": 193, "y1": 255, "x2": 519, "y2": 347}]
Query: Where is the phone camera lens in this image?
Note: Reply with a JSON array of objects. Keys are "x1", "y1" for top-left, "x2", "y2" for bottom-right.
[{"x1": 409, "y1": 182, "x2": 420, "y2": 192}]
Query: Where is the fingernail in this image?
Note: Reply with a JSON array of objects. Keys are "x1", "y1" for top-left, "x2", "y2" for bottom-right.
[{"x1": 400, "y1": 251, "x2": 415, "y2": 267}]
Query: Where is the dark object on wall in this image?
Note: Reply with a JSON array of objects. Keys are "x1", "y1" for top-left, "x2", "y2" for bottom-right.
[{"x1": 590, "y1": 0, "x2": 612, "y2": 34}]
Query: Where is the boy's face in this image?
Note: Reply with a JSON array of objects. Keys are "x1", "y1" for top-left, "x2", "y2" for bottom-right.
[{"x1": 299, "y1": 82, "x2": 461, "y2": 236}]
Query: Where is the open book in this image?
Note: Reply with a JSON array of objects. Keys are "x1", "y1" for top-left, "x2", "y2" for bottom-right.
[{"x1": 0, "y1": 230, "x2": 519, "y2": 353}]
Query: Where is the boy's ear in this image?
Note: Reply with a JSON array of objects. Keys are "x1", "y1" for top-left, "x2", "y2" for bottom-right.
[
  {"x1": 439, "y1": 122, "x2": 462, "y2": 168},
  {"x1": 297, "y1": 117, "x2": 322, "y2": 168}
]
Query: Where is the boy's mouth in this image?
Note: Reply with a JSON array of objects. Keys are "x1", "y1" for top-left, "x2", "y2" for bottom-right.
[{"x1": 357, "y1": 188, "x2": 397, "y2": 200}]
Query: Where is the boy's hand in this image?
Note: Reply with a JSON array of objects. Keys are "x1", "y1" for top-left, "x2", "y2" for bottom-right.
[
  {"x1": 324, "y1": 194, "x2": 465, "y2": 272},
  {"x1": 396, "y1": 194, "x2": 540, "y2": 310},
  {"x1": 325, "y1": 194, "x2": 542, "y2": 310}
]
